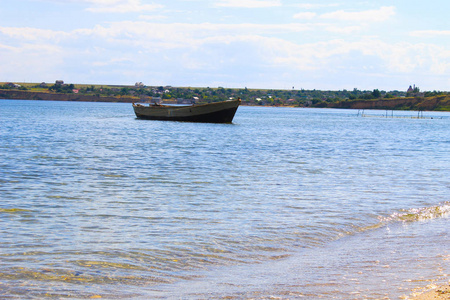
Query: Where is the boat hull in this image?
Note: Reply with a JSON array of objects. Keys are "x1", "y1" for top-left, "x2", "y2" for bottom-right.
[{"x1": 133, "y1": 99, "x2": 240, "y2": 123}]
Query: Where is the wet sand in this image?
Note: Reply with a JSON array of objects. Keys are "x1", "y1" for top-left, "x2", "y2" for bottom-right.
[{"x1": 410, "y1": 283, "x2": 450, "y2": 299}]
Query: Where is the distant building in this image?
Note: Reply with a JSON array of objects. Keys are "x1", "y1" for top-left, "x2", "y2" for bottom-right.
[
  {"x1": 407, "y1": 84, "x2": 424, "y2": 97},
  {"x1": 6, "y1": 82, "x2": 20, "y2": 88},
  {"x1": 40, "y1": 82, "x2": 47, "y2": 88},
  {"x1": 55, "y1": 80, "x2": 64, "y2": 85}
]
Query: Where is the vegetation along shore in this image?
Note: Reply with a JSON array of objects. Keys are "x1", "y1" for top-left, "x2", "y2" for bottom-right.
[{"x1": 1, "y1": 81, "x2": 449, "y2": 111}]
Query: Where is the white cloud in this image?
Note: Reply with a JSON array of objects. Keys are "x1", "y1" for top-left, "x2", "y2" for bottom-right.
[
  {"x1": 0, "y1": 41, "x2": 64, "y2": 82},
  {"x1": 85, "y1": 0, "x2": 163, "y2": 13},
  {"x1": 1, "y1": 19, "x2": 448, "y2": 89},
  {"x1": 293, "y1": 12, "x2": 317, "y2": 20},
  {"x1": 2, "y1": 22, "x2": 447, "y2": 75},
  {"x1": 0, "y1": 43, "x2": 16, "y2": 51},
  {"x1": 292, "y1": 7, "x2": 396, "y2": 35},
  {"x1": 91, "y1": 57, "x2": 133, "y2": 67},
  {"x1": 320, "y1": 6, "x2": 395, "y2": 23},
  {"x1": 410, "y1": 30, "x2": 450, "y2": 37},
  {"x1": 0, "y1": 27, "x2": 68, "y2": 41},
  {"x1": 138, "y1": 14, "x2": 168, "y2": 21},
  {"x1": 84, "y1": 0, "x2": 123, "y2": 4},
  {"x1": 75, "y1": 22, "x2": 314, "y2": 47},
  {"x1": 385, "y1": 43, "x2": 450, "y2": 75},
  {"x1": 292, "y1": 3, "x2": 340, "y2": 9},
  {"x1": 325, "y1": 25, "x2": 362, "y2": 34},
  {"x1": 215, "y1": 0, "x2": 281, "y2": 8},
  {"x1": 254, "y1": 36, "x2": 450, "y2": 81}
]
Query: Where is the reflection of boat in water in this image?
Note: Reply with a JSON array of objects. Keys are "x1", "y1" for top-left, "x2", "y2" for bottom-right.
[{"x1": 133, "y1": 98, "x2": 241, "y2": 123}]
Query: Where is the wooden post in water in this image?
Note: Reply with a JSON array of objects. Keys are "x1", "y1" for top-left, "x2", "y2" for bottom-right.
[{"x1": 417, "y1": 110, "x2": 424, "y2": 119}]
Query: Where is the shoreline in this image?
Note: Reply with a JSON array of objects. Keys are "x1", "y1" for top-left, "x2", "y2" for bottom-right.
[
  {"x1": 0, "y1": 89, "x2": 137, "y2": 103},
  {"x1": 1, "y1": 88, "x2": 449, "y2": 111},
  {"x1": 410, "y1": 283, "x2": 450, "y2": 299}
]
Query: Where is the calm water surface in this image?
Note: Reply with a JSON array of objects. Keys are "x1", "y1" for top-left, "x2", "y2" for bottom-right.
[{"x1": 0, "y1": 100, "x2": 449, "y2": 299}]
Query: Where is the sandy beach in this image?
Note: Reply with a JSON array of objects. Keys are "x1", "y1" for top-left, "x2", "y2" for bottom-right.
[{"x1": 410, "y1": 283, "x2": 450, "y2": 299}]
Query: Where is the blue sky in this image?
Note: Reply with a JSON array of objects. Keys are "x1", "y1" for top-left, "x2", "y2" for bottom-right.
[{"x1": 1, "y1": 0, "x2": 449, "y2": 91}]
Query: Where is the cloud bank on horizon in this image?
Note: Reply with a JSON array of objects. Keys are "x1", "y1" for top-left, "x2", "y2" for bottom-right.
[{"x1": 0, "y1": 0, "x2": 449, "y2": 91}]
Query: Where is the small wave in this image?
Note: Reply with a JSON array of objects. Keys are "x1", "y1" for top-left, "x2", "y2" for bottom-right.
[
  {"x1": 379, "y1": 202, "x2": 450, "y2": 223},
  {"x1": 350, "y1": 202, "x2": 450, "y2": 236}
]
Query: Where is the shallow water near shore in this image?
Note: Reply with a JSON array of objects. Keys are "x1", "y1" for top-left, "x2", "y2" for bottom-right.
[{"x1": 1, "y1": 99, "x2": 449, "y2": 298}]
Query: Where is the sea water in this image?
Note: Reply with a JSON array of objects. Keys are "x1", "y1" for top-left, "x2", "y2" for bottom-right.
[{"x1": 0, "y1": 99, "x2": 448, "y2": 299}]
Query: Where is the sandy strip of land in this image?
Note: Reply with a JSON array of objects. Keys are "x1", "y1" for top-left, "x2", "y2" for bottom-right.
[{"x1": 410, "y1": 283, "x2": 450, "y2": 300}]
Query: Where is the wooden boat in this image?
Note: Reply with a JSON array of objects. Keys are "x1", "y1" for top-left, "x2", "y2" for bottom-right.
[{"x1": 133, "y1": 98, "x2": 241, "y2": 123}]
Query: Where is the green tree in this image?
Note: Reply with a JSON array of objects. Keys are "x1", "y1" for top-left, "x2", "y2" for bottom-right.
[
  {"x1": 120, "y1": 87, "x2": 129, "y2": 96},
  {"x1": 372, "y1": 89, "x2": 381, "y2": 98}
]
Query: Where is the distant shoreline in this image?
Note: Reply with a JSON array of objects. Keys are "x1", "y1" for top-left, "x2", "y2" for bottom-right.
[
  {"x1": 328, "y1": 95, "x2": 450, "y2": 111},
  {"x1": 1, "y1": 88, "x2": 449, "y2": 111},
  {"x1": 0, "y1": 89, "x2": 137, "y2": 103}
]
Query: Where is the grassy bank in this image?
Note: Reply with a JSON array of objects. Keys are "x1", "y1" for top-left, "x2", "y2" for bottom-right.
[
  {"x1": 1, "y1": 82, "x2": 449, "y2": 111},
  {"x1": 328, "y1": 95, "x2": 450, "y2": 111}
]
